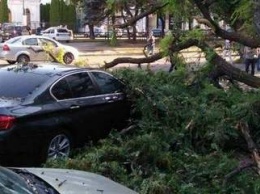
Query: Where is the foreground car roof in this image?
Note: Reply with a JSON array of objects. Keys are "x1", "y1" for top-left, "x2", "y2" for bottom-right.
[{"x1": 23, "y1": 168, "x2": 138, "y2": 194}]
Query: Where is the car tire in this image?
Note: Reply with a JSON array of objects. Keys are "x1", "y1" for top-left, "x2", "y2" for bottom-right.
[
  {"x1": 7, "y1": 60, "x2": 16, "y2": 64},
  {"x1": 63, "y1": 52, "x2": 74, "y2": 64},
  {"x1": 17, "y1": 54, "x2": 30, "y2": 63},
  {"x1": 43, "y1": 130, "x2": 72, "y2": 161}
]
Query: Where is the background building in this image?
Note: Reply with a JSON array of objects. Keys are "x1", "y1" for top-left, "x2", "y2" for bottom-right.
[{"x1": 7, "y1": 0, "x2": 41, "y2": 29}]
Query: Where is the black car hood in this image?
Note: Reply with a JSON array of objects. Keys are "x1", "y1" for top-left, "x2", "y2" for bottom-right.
[{"x1": 0, "y1": 97, "x2": 22, "y2": 108}]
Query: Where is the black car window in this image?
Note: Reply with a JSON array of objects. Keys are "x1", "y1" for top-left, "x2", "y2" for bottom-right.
[
  {"x1": 66, "y1": 72, "x2": 96, "y2": 98},
  {"x1": 91, "y1": 71, "x2": 124, "y2": 94},
  {"x1": 51, "y1": 79, "x2": 72, "y2": 100},
  {"x1": 23, "y1": 38, "x2": 38, "y2": 46}
]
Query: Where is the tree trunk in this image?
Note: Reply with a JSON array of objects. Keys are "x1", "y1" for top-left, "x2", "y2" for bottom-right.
[{"x1": 89, "y1": 24, "x2": 95, "y2": 39}]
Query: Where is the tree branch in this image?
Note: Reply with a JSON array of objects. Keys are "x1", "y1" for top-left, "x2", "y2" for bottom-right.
[
  {"x1": 238, "y1": 121, "x2": 260, "y2": 175},
  {"x1": 193, "y1": 0, "x2": 260, "y2": 47},
  {"x1": 104, "y1": 37, "x2": 260, "y2": 88},
  {"x1": 103, "y1": 53, "x2": 163, "y2": 69},
  {"x1": 114, "y1": 2, "x2": 168, "y2": 28}
]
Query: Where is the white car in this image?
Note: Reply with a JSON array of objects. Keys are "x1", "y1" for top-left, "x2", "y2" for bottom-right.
[
  {"x1": 41, "y1": 27, "x2": 74, "y2": 42},
  {"x1": 0, "y1": 35, "x2": 79, "y2": 64},
  {"x1": 1, "y1": 166, "x2": 138, "y2": 194}
]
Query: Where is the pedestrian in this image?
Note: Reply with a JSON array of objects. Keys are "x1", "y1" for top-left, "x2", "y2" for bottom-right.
[
  {"x1": 243, "y1": 46, "x2": 257, "y2": 75},
  {"x1": 146, "y1": 31, "x2": 155, "y2": 55},
  {"x1": 26, "y1": 26, "x2": 32, "y2": 35},
  {"x1": 256, "y1": 48, "x2": 260, "y2": 71},
  {"x1": 222, "y1": 39, "x2": 233, "y2": 64}
]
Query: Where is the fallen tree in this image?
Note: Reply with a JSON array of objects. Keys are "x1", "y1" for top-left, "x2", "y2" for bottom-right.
[
  {"x1": 101, "y1": 0, "x2": 260, "y2": 89},
  {"x1": 103, "y1": 37, "x2": 260, "y2": 88}
]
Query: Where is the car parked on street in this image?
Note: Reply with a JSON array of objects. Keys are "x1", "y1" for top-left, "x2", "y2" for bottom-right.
[
  {"x1": 84, "y1": 27, "x2": 104, "y2": 38},
  {"x1": 0, "y1": 166, "x2": 137, "y2": 194},
  {"x1": 0, "y1": 35, "x2": 79, "y2": 64},
  {"x1": 0, "y1": 63, "x2": 131, "y2": 164},
  {"x1": 151, "y1": 28, "x2": 163, "y2": 37},
  {"x1": 0, "y1": 24, "x2": 30, "y2": 42},
  {"x1": 41, "y1": 27, "x2": 73, "y2": 42}
]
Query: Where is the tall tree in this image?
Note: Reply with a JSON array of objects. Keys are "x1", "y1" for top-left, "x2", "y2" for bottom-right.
[
  {"x1": 50, "y1": 0, "x2": 62, "y2": 26},
  {"x1": 64, "y1": 4, "x2": 76, "y2": 30},
  {"x1": 83, "y1": 0, "x2": 107, "y2": 39},
  {"x1": 40, "y1": 3, "x2": 50, "y2": 28},
  {"x1": 0, "y1": 0, "x2": 9, "y2": 23}
]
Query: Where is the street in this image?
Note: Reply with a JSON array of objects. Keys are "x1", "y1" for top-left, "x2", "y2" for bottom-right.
[
  {"x1": 0, "y1": 40, "x2": 252, "y2": 74},
  {"x1": 0, "y1": 40, "x2": 173, "y2": 71}
]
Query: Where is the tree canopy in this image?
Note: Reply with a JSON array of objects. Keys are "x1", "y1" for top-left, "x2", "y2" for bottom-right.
[{"x1": 0, "y1": 0, "x2": 9, "y2": 23}]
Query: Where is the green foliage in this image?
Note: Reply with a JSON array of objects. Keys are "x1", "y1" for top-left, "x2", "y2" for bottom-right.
[
  {"x1": 66, "y1": 4, "x2": 77, "y2": 30},
  {"x1": 42, "y1": 43, "x2": 65, "y2": 64},
  {"x1": 83, "y1": 0, "x2": 107, "y2": 26},
  {"x1": 0, "y1": 0, "x2": 9, "y2": 23},
  {"x1": 163, "y1": 0, "x2": 195, "y2": 20},
  {"x1": 231, "y1": 0, "x2": 253, "y2": 24},
  {"x1": 49, "y1": 0, "x2": 76, "y2": 28},
  {"x1": 231, "y1": 0, "x2": 255, "y2": 34},
  {"x1": 180, "y1": 29, "x2": 204, "y2": 42},
  {"x1": 40, "y1": 4, "x2": 50, "y2": 25},
  {"x1": 109, "y1": 30, "x2": 118, "y2": 46},
  {"x1": 50, "y1": 0, "x2": 62, "y2": 26},
  {"x1": 159, "y1": 32, "x2": 174, "y2": 56},
  {"x1": 45, "y1": 68, "x2": 260, "y2": 193}
]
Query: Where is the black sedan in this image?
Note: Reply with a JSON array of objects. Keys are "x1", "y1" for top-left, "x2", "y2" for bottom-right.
[{"x1": 0, "y1": 63, "x2": 130, "y2": 165}]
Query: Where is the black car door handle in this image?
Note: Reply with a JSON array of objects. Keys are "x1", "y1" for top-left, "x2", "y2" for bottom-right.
[
  {"x1": 70, "y1": 105, "x2": 80, "y2": 109},
  {"x1": 105, "y1": 97, "x2": 113, "y2": 102},
  {"x1": 105, "y1": 96, "x2": 118, "y2": 102}
]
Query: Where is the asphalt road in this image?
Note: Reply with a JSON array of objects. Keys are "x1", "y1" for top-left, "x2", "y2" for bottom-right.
[
  {"x1": 0, "y1": 40, "x2": 173, "y2": 71},
  {"x1": 0, "y1": 40, "x2": 249, "y2": 73},
  {"x1": 66, "y1": 41, "x2": 173, "y2": 71}
]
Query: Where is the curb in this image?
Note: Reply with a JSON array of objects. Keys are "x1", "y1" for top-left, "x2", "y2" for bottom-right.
[{"x1": 79, "y1": 51, "x2": 144, "y2": 56}]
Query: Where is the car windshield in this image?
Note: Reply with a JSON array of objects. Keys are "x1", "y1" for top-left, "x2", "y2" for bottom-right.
[
  {"x1": 0, "y1": 66, "x2": 49, "y2": 99},
  {"x1": 57, "y1": 29, "x2": 69, "y2": 33},
  {"x1": 0, "y1": 167, "x2": 34, "y2": 194}
]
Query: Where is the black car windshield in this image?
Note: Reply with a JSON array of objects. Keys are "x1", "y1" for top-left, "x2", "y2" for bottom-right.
[
  {"x1": 0, "y1": 166, "x2": 34, "y2": 194},
  {"x1": 0, "y1": 67, "x2": 49, "y2": 99}
]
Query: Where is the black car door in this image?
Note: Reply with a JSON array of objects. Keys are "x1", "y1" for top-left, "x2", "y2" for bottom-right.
[
  {"x1": 89, "y1": 71, "x2": 131, "y2": 130},
  {"x1": 51, "y1": 72, "x2": 109, "y2": 143}
]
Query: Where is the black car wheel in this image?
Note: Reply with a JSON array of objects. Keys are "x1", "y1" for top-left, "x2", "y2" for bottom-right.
[
  {"x1": 46, "y1": 131, "x2": 72, "y2": 160},
  {"x1": 17, "y1": 54, "x2": 30, "y2": 63},
  {"x1": 7, "y1": 60, "x2": 16, "y2": 64},
  {"x1": 63, "y1": 52, "x2": 74, "y2": 64}
]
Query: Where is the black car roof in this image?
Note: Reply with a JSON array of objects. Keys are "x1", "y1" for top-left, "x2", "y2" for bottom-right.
[{"x1": 0, "y1": 62, "x2": 85, "y2": 77}]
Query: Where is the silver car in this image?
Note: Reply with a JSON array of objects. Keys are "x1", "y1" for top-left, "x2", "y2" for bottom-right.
[
  {"x1": 41, "y1": 27, "x2": 74, "y2": 42},
  {"x1": 0, "y1": 35, "x2": 79, "y2": 64},
  {"x1": 0, "y1": 166, "x2": 138, "y2": 194}
]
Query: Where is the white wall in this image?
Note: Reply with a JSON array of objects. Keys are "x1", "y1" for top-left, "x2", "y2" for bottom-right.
[{"x1": 8, "y1": 0, "x2": 41, "y2": 29}]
